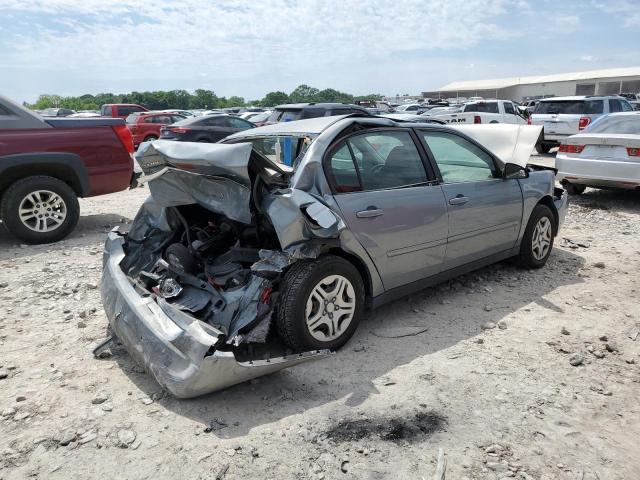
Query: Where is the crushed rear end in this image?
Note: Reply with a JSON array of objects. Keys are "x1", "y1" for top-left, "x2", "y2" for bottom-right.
[{"x1": 100, "y1": 140, "x2": 340, "y2": 398}]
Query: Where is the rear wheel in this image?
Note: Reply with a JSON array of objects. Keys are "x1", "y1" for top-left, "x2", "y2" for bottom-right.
[
  {"x1": 0, "y1": 176, "x2": 80, "y2": 244},
  {"x1": 276, "y1": 255, "x2": 364, "y2": 352},
  {"x1": 518, "y1": 204, "x2": 555, "y2": 268},
  {"x1": 143, "y1": 135, "x2": 158, "y2": 142},
  {"x1": 565, "y1": 182, "x2": 586, "y2": 195}
]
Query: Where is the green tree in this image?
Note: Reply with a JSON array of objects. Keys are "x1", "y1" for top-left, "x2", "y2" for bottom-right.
[
  {"x1": 260, "y1": 91, "x2": 289, "y2": 107},
  {"x1": 288, "y1": 84, "x2": 319, "y2": 103}
]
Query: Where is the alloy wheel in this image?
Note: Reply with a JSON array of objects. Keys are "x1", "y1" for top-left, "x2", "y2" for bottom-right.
[{"x1": 18, "y1": 190, "x2": 67, "y2": 233}]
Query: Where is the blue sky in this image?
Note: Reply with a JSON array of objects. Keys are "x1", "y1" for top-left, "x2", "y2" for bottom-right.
[{"x1": 0, "y1": 0, "x2": 639, "y2": 103}]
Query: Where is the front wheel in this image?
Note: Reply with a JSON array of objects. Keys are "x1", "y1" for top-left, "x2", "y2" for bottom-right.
[
  {"x1": 518, "y1": 204, "x2": 555, "y2": 268},
  {"x1": 276, "y1": 255, "x2": 364, "y2": 352},
  {"x1": 0, "y1": 175, "x2": 80, "y2": 244}
]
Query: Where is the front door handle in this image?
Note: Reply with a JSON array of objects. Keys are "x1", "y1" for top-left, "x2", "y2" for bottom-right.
[
  {"x1": 449, "y1": 195, "x2": 469, "y2": 206},
  {"x1": 356, "y1": 208, "x2": 384, "y2": 218}
]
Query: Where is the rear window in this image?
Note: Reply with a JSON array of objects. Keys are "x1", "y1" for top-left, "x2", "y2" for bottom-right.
[
  {"x1": 464, "y1": 102, "x2": 499, "y2": 113},
  {"x1": 586, "y1": 115, "x2": 640, "y2": 134},
  {"x1": 270, "y1": 109, "x2": 303, "y2": 122},
  {"x1": 534, "y1": 100, "x2": 603, "y2": 115},
  {"x1": 117, "y1": 106, "x2": 145, "y2": 116}
]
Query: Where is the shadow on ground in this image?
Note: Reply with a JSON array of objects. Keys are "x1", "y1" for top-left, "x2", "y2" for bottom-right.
[
  {"x1": 105, "y1": 247, "x2": 586, "y2": 438},
  {"x1": 0, "y1": 213, "x2": 132, "y2": 261}
]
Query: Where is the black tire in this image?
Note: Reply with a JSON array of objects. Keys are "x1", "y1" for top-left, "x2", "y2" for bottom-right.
[
  {"x1": 143, "y1": 135, "x2": 158, "y2": 142},
  {"x1": 164, "y1": 243, "x2": 197, "y2": 274},
  {"x1": 535, "y1": 143, "x2": 552, "y2": 154},
  {"x1": 565, "y1": 183, "x2": 586, "y2": 195},
  {"x1": 0, "y1": 175, "x2": 80, "y2": 244},
  {"x1": 518, "y1": 204, "x2": 556, "y2": 269},
  {"x1": 276, "y1": 255, "x2": 364, "y2": 352}
]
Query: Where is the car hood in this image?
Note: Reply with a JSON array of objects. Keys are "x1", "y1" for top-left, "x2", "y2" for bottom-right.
[{"x1": 451, "y1": 124, "x2": 543, "y2": 167}]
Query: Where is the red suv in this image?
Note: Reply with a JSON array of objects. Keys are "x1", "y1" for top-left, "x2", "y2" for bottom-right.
[
  {"x1": 101, "y1": 104, "x2": 148, "y2": 119},
  {"x1": 126, "y1": 112, "x2": 186, "y2": 147}
]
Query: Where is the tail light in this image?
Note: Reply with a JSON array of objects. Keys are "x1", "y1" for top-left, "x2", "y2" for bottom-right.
[
  {"x1": 578, "y1": 117, "x2": 591, "y2": 130},
  {"x1": 474, "y1": 115, "x2": 481, "y2": 124},
  {"x1": 559, "y1": 144, "x2": 585, "y2": 154},
  {"x1": 112, "y1": 125, "x2": 134, "y2": 154},
  {"x1": 627, "y1": 147, "x2": 640, "y2": 157},
  {"x1": 167, "y1": 127, "x2": 191, "y2": 134},
  {"x1": 527, "y1": 116, "x2": 532, "y2": 125}
]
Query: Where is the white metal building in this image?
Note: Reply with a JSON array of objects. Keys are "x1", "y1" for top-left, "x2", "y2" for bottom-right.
[{"x1": 422, "y1": 67, "x2": 640, "y2": 101}]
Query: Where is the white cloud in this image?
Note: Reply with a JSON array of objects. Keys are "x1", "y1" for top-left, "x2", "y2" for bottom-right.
[
  {"x1": 550, "y1": 14, "x2": 581, "y2": 33},
  {"x1": 0, "y1": 0, "x2": 523, "y2": 99},
  {"x1": 592, "y1": 0, "x2": 640, "y2": 27}
]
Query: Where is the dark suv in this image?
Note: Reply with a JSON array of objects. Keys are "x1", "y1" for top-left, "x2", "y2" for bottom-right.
[{"x1": 265, "y1": 103, "x2": 371, "y2": 124}]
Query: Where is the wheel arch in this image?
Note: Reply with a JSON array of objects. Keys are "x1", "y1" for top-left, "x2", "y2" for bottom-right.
[
  {"x1": 0, "y1": 153, "x2": 89, "y2": 198},
  {"x1": 535, "y1": 195, "x2": 559, "y2": 235},
  {"x1": 326, "y1": 247, "x2": 373, "y2": 299}
]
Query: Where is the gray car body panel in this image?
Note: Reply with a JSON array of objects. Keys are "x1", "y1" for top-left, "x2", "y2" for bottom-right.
[{"x1": 101, "y1": 116, "x2": 567, "y2": 397}]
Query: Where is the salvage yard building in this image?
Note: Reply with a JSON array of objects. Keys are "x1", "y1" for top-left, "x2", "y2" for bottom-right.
[{"x1": 423, "y1": 66, "x2": 640, "y2": 101}]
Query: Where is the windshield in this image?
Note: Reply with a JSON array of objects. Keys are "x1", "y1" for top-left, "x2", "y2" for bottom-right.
[
  {"x1": 534, "y1": 100, "x2": 603, "y2": 115},
  {"x1": 586, "y1": 114, "x2": 640, "y2": 134}
]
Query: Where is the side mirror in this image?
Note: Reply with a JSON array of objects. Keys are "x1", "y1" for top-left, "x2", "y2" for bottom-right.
[{"x1": 503, "y1": 162, "x2": 528, "y2": 179}]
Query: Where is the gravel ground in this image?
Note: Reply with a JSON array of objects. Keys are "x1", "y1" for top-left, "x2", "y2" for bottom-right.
[{"x1": 1, "y1": 154, "x2": 639, "y2": 480}]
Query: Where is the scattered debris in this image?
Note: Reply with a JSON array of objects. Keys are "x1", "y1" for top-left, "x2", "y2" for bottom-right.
[
  {"x1": 569, "y1": 354, "x2": 584, "y2": 366},
  {"x1": 561, "y1": 327, "x2": 570, "y2": 335},
  {"x1": 433, "y1": 448, "x2": 446, "y2": 480}
]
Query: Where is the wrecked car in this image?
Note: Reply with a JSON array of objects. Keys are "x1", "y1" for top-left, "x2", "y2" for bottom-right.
[{"x1": 100, "y1": 115, "x2": 568, "y2": 398}]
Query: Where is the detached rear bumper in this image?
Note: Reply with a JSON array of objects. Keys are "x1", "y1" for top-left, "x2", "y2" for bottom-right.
[{"x1": 101, "y1": 231, "x2": 330, "y2": 398}]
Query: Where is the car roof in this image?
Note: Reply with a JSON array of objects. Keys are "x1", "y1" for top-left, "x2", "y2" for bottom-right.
[
  {"x1": 227, "y1": 114, "x2": 447, "y2": 140},
  {"x1": 606, "y1": 111, "x2": 640, "y2": 117},
  {"x1": 539, "y1": 95, "x2": 624, "y2": 102},
  {"x1": 275, "y1": 103, "x2": 366, "y2": 110}
]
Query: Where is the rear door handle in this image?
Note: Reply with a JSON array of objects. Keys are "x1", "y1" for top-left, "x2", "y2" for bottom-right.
[
  {"x1": 449, "y1": 195, "x2": 469, "y2": 206},
  {"x1": 356, "y1": 208, "x2": 384, "y2": 218}
]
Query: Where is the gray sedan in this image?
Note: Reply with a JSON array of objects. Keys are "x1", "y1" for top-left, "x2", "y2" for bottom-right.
[{"x1": 100, "y1": 115, "x2": 567, "y2": 397}]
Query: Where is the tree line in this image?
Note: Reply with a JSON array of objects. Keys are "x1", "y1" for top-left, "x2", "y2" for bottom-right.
[{"x1": 27, "y1": 84, "x2": 384, "y2": 111}]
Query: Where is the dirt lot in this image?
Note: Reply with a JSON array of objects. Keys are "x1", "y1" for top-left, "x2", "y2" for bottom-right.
[{"x1": 1, "y1": 155, "x2": 639, "y2": 480}]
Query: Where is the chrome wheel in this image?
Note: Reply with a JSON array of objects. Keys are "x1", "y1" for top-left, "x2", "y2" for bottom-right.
[
  {"x1": 531, "y1": 216, "x2": 552, "y2": 260},
  {"x1": 305, "y1": 274, "x2": 356, "y2": 342},
  {"x1": 18, "y1": 190, "x2": 67, "y2": 233}
]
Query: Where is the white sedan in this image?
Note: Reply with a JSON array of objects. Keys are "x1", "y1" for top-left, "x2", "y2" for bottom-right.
[{"x1": 556, "y1": 112, "x2": 640, "y2": 193}]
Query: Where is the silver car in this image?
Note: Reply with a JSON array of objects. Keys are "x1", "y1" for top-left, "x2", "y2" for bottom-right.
[
  {"x1": 100, "y1": 116, "x2": 567, "y2": 397},
  {"x1": 531, "y1": 95, "x2": 634, "y2": 153},
  {"x1": 556, "y1": 112, "x2": 640, "y2": 193}
]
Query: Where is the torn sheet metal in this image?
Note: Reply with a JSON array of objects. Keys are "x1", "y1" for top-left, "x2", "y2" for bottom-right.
[
  {"x1": 139, "y1": 167, "x2": 252, "y2": 224},
  {"x1": 136, "y1": 140, "x2": 253, "y2": 185},
  {"x1": 102, "y1": 231, "x2": 331, "y2": 398},
  {"x1": 263, "y1": 188, "x2": 346, "y2": 250}
]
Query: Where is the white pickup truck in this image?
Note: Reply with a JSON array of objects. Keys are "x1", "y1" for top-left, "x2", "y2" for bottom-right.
[{"x1": 426, "y1": 100, "x2": 527, "y2": 125}]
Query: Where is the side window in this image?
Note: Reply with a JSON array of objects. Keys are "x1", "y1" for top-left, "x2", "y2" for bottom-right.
[
  {"x1": 204, "y1": 117, "x2": 225, "y2": 126},
  {"x1": 327, "y1": 144, "x2": 361, "y2": 193},
  {"x1": 0, "y1": 104, "x2": 13, "y2": 116},
  {"x1": 609, "y1": 99, "x2": 622, "y2": 113},
  {"x1": 327, "y1": 130, "x2": 427, "y2": 192},
  {"x1": 621, "y1": 100, "x2": 633, "y2": 112},
  {"x1": 421, "y1": 131, "x2": 496, "y2": 183},
  {"x1": 101, "y1": 105, "x2": 112, "y2": 116},
  {"x1": 504, "y1": 102, "x2": 515, "y2": 115},
  {"x1": 228, "y1": 117, "x2": 251, "y2": 129}
]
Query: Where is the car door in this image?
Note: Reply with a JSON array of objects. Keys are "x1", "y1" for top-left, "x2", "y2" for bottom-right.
[
  {"x1": 327, "y1": 129, "x2": 449, "y2": 290},
  {"x1": 419, "y1": 129, "x2": 523, "y2": 270},
  {"x1": 201, "y1": 117, "x2": 232, "y2": 142}
]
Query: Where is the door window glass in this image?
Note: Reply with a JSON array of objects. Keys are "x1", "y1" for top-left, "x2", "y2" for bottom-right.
[
  {"x1": 609, "y1": 99, "x2": 622, "y2": 113},
  {"x1": 327, "y1": 130, "x2": 428, "y2": 192},
  {"x1": 421, "y1": 131, "x2": 496, "y2": 183},
  {"x1": 228, "y1": 117, "x2": 252, "y2": 129},
  {"x1": 504, "y1": 102, "x2": 515, "y2": 114},
  {"x1": 327, "y1": 144, "x2": 361, "y2": 192}
]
